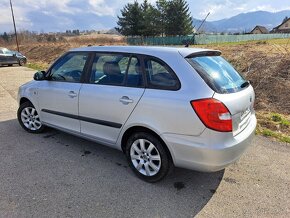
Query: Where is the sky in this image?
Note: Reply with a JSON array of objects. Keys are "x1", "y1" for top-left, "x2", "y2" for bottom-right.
[{"x1": 1, "y1": 0, "x2": 290, "y2": 33}]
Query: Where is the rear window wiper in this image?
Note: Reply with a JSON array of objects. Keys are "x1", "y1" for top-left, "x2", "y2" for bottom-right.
[{"x1": 240, "y1": 80, "x2": 250, "y2": 88}]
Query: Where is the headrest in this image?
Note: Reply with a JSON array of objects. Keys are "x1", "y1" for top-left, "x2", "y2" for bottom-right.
[
  {"x1": 103, "y1": 62, "x2": 121, "y2": 76},
  {"x1": 135, "y1": 61, "x2": 142, "y2": 74}
]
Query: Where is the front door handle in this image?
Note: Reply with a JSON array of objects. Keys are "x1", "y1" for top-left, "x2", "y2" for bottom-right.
[
  {"x1": 119, "y1": 96, "x2": 133, "y2": 105},
  {"x1": 68, "y1": 91, "x2": 77, "y2": 98}
]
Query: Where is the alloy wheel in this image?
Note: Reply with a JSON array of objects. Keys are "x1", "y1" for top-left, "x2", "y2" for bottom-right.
[
  {"x1": 21, "y1": 107, "x2": 42, "y2": 131},
  {"x1": 130, "y1": 139, "x2": 161, "y2": 176}
]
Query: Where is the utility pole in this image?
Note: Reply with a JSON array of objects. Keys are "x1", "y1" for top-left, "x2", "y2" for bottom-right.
[{"x1": 10, "y1": 0, "x2": 19, "y2": 52}]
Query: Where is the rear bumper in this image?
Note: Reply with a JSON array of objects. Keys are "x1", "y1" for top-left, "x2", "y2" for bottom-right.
[{"x1": 161, "y1": 114, "x2": 257, "y2": 172}]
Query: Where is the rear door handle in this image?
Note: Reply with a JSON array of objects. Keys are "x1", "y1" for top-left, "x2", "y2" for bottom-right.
[
  {"x1": 68, "y1": 91, "x2": 77, "y2": 98},
  {"x1": 119, "y1": 96, "x2": 133, "y2": 105}
]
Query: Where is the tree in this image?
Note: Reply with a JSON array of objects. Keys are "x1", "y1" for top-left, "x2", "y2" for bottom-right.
[
  {"x1": 156, "y1": 0, "x2": 168, "y2": 36},
  {"x1": 2, "y1": 32, "x2": 9, "y2": 42},
  {"x1": 116, "y1": 1, "x2": 144, "y2": 36},
  {"x1": 164, "y1": 0, "x2": 193, "y2": 36},
  {"x1": 283, "y1": 16, "x2": 289, "y2": 23},
  {"x1": 116, "y1": 0, "x2": 193, "y2": 37},
  {"x1": 141, "y1": 0, "x2": 162, "y2": 36}
]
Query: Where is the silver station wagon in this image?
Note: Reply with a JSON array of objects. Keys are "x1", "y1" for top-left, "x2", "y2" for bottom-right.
[{"x1": 17, "y1": 46, "x2": 257, "y2": 182}]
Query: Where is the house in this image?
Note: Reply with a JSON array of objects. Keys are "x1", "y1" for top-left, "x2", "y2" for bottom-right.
[
  {"x1": 271, "y1": 18, "x2": 290, "y2": 33},
  {"x1": 250, "y1": 25, "x2": 269, "y2": 34}
]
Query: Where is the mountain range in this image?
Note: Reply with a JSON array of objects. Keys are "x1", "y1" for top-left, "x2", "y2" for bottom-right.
[{"x1": 193, "y1": 10, "x2": 290, "y2": 33}]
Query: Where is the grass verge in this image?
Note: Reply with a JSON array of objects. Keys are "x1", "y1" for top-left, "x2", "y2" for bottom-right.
[
  {"x1": 26, "y1": 62, "x2": 48, "y2": 71},
  {"x1": 256, "y1": 111, "x2": 290, "y2": 143}
]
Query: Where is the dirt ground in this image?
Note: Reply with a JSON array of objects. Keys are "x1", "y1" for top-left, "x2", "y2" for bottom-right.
[{"x1": 0, "y1": 66, "x2": 289, "y2": 217}]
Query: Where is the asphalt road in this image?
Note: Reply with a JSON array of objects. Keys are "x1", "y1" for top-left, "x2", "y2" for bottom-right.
[{"x1": 0, "y1": 66, "x2": 289, "y2": 217}]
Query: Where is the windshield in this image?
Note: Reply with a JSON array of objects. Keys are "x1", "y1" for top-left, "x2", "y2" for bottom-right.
[{"x1": 187, "y1": 56, "x2": 247, "y2": 94}]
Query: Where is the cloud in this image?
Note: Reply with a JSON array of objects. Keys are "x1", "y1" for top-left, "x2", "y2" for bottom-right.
[{"x1": 0, "y1": 0, "x2": 289, "y2": 32}]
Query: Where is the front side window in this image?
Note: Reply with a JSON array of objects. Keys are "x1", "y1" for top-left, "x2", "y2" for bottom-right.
[
  {"x1": 49, "y1": 52, "x2": 88, "y2": 82},
  {"x1": 90, "y1": 53, "x2": 143, "y2": 87},
  {"x1": 144, "y1": 58, "x2": 179, "y2": 90}
]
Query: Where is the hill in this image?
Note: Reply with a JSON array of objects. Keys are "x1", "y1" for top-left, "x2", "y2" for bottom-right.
[{"x1": 194, "y1": 10, "x2": 290, "y2": 33}]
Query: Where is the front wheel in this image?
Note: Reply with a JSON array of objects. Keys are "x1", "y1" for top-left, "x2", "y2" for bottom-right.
[
  {"x1": 17, "y1": 101, "x2": 45, "y2": 133},
  {"x1": 125, "y1": 132, "x2": 173, "y2": 182},
  {"x1": 19, "y1": 59, "x2": 25, "y2": 66}
]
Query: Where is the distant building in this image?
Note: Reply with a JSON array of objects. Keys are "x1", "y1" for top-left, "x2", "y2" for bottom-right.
[
  {"x1": 271, "y1": 18, "x2": 290, "y2": 33},
  {"x1": 250, "y1": 25, "x2": 269, "y2": 34}
]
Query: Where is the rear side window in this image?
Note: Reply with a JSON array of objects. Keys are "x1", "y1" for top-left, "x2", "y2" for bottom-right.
[
  {"x1": 90, "y1": 53, "x2": 143, "y2": 87},
  {"x1": 144, "y1": 58, "x2": 180, "y2": 90},
  {"x1": 187, "y1": 56, "x2": 247, "y2": 94}
]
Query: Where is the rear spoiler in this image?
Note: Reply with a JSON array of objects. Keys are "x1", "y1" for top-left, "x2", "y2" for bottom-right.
[{"x1": 185, "y1": 50, "x2": 221, "y2": 58}]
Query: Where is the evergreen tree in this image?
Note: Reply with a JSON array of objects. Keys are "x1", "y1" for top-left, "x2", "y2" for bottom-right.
[
  {"x1": 156, "y1": 0, "x2": 168, "y2": 36},
  {"x1": 141, "y1": 0, "x2": 161, "y2": 37},
  {"x1": 164, "y1": 0, "x2": 193, "y2": 36},
  {"x1": 116, "y1": 0, "x2": 193, "y2": 37},
  {"x1": 116, "y1": 1, "x2": 143, "y2": 36},
  {"x1": 2, "y1": 32, "x2": 9, "y2": 42}
]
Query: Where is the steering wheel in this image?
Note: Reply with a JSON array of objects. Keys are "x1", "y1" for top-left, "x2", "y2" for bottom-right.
[{"x1": 64, "y1": 70, "x2": 82, "y2": 81}]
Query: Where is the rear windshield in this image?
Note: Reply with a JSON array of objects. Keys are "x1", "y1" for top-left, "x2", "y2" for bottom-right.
[{"x1": 186, "y1": 56, "x2": 247, "y2": 94}]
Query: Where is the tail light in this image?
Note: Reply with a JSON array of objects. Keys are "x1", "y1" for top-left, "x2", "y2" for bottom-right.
[{"x1": 191, "y1": 98, "x2": 232, "y2": 132}]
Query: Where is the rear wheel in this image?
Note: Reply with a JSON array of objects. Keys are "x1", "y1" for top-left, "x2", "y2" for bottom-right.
[
  {"x1": 17, "y1": 101, "x2": 45, "y2": 133},
  {"x1": 125, "y1": 132, "x2": 172, "y2": 182}
]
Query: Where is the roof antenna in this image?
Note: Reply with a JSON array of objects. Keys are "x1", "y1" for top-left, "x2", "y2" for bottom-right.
[{"x1": 185, "y1": 12, "x2": 210, "y2": 47}]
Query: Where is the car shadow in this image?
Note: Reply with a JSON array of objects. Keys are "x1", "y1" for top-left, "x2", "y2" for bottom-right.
[{"x1": 0, "y1": 119, "x2": 224, "y2": 217}]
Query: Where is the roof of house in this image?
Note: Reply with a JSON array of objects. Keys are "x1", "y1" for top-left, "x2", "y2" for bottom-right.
[
  {"x1": 251, "y1": 25, "x2": 269, "y2": 33},
  {"x1": 273, "y1": 18, "x2": 290, "y2": 30},
  {"x1": 70, "y1": 46, "x2": 221, "y2": 58}
]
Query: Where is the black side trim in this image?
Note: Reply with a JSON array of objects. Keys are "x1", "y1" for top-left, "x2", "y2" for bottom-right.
[{"x1": 41, "y1": 109, "x2": 122, "y2": 129}]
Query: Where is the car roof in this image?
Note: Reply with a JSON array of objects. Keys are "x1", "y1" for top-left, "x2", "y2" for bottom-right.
[{"x1": 70, "y1": 46, "x2": 221, "y2": 58}]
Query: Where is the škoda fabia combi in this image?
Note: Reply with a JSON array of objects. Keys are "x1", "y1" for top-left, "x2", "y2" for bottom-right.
[{"x1": 18, "y1": 46, "x2": 256, "y2": 182}]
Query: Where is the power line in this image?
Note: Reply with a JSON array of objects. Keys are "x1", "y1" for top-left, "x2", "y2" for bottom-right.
[{"x1": 10, "y1": 0, "x2": 19, "y2": 52}]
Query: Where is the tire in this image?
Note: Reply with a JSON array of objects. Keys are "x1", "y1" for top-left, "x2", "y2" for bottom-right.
[
  {"x1": 17, "y1": 101, "x2": 45, "y2": 133},
  {"x1": 125, "y1": 132, "x2": 173, "y2": 182},
  {"x1": 19, "y1": 59, "x2": 25, "y2": 66}
]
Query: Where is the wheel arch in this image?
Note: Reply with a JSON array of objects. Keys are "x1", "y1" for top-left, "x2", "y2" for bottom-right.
[
  {"x1": 121, "y1": 126, "x2": 174, "y2": 164},
  {"x1": 20, "y1": 97, "x2": 32, "y2": 106}
]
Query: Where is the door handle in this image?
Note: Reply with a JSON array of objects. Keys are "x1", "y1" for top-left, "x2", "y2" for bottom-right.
[
  {"x1": 119, "y1": 96, "x2": 133, "y2": 105},
  {"x1": 68, "y1": 91, "x2": 77, "y2": 98}
]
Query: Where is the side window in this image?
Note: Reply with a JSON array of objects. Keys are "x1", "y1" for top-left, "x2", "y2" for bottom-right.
[
  {"x1": 0, "y1": 50, "x2": 3, "y2": 54},
  {"x1": 126, "y1": 57, "x2": 144, "y2": 87},
  {"x1": 145, "y1": 58, "x2": 179, "y2": 90},
  {"x1": 90, "y1": 53, "x2": 143, "y2": 87},
  {"x1": 90, "y1": 54, "x2": 128, "y2": 85},
  {"x1": 49, "y1": 52, "x2": 88, "y2": 82}
]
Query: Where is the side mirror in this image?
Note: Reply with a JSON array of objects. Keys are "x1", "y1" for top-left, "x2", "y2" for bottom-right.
[{"x1": 33, "y1": 71, "x2": 46, "y2": 81}]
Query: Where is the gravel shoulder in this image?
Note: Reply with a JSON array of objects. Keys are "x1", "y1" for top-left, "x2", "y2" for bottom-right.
[{"x1": 0, "y1": 66, "x2": 289, "y2": 217}]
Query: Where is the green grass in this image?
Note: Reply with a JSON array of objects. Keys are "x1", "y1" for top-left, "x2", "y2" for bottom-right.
[
  {"x1": 256, "y1": 111, "x2": 290, "y2": 144},
  {"x1": 27, "y1": 62, "x2": 48, "y2": 71},
  {"x1": 256, "y1": 128, "x2": 290, "y2": 144},
  {"x1": 271, "y1": 113, "x2": 290, "y2": 128}
]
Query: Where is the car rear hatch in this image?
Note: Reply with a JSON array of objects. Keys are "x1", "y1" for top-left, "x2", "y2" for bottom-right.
[
  {"x1": 185, "y1": 52, "x2": 255, "y2": 136},
  {"x1": 213, "y1": 86, "x2": 255, "y2": 136}
]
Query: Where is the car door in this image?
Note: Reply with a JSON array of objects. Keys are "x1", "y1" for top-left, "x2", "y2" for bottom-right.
[
  {"x1": 37, "y1": 52, "x2": 90, "y2": 132},
  {"x1": 4, "y1": 49, "x2": 18, "y2": 64},
  {"x1": 79, "y1": 53, "x2": 145, "y2": 145}
]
